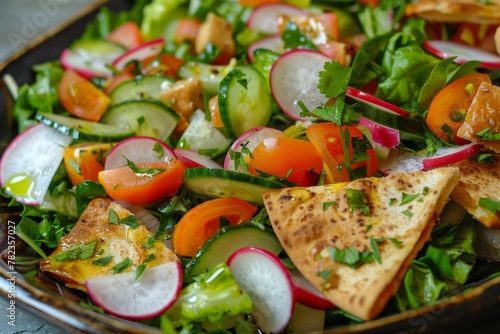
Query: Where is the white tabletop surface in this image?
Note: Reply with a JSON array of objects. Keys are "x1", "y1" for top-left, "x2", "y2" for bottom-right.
[{"x1": 0, "y1": 2, "x2": 99, "y2": 332}]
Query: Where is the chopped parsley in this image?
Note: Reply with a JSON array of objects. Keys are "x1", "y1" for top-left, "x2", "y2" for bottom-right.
[
  {"x1": 229, "y1": 141, "x2": 253, "y2": 173},
  {"x1": 109, "y1": 208, "x2": 120, "y2": 225},
  {"x1": 440, "y1": 123, "x2": 455, "y2": 143},
  {"x1": 317, "y1": 270, "x2": 333, "y2": 292},
  {"x1": 478, "y1": 197, "x2": 500, "y2": 214},
  {"x1": 370, "y1": 236, "x2": 382, "y2": 264},
  {"x1": 53, "y1": 240, "x2": 97, "y2": 262},
  {"x1": 125, "y1": 156, "x2": 166, "y2": 176},
  {"x1": 401, "y1": 210, "x2": 413, "y2": 217},
  {"x1": 328, "y1": 246, "x2": 374, "y2": 268},
  {"x1": 111, "y1": 257, "x2": 133, "y2": 274},
  {"x1": 450, "y1": 110, "x2": 466, "y2": 122},
  {"x1": 346, "y1": 188, "x2": 370, "y2": 215},
  {"x1": 323, "y1": 201, "x2": 337, "y2": 211},
  {"x1": 153, "y1": 142, "x2": 165, "y2": 159},
  {"x1": 121, "y1": 215, "x2": 140, "y2": 229},
  {"x1": 400, "y1": 192, "x2": 420, "y2": 206},
  {"x1": 389, "y1": 198, "x2": 397, "y2": 206},
  {"x1": 388, "y1": 238, "x2": 403, "y2": 248},
  {"x1": 92, "y1": 255, "x2": 113, "y2": 266}
]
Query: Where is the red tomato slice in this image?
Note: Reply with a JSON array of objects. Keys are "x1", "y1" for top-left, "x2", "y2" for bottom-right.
[
  {"x1": 316, "y1": 41, "x2": 346, "y2": 65},
  {"x1": 172, "y1": 197, "x2": 257, "y2": 257},
  {"x1": 107, "y1": 22, "x2": 145, "y2": 50},
  {"x1": 306, "y1": 123, "x2": 379, "y2": 183},
  {"x1": 64, "y1": 143, "x2": 113, "y2": 186},
  {"x1": 58, "y1": 70, "x2": 111, "y2": 121},
  {"x1": 426, "y1": 73, "x2": 491, "y2": 144},
  {"x1": 98, "y1": 160, "x2": 185, "y2": 205},
  {"x1": 174, "y1": 18, "x2": 202, "y2": 44},
  {"x1": 248, "y1": 136, "x2": 324, "y2": 187}
]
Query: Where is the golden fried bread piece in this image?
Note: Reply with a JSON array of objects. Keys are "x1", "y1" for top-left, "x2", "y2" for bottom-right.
[
  {"x1": 263, "y1": 168, "x2": 460, "y2": 321},
  {"x1": 40, "y1": 198, "x2": 178, "y2": 292},
  {"x1": 405, "y1": 0, "x2": 500, "y2": 24}
]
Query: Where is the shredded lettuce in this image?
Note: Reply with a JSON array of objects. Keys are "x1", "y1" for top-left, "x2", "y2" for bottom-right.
[{"x1": 140, "y1": 0, "x2": 188, "y2": 40}]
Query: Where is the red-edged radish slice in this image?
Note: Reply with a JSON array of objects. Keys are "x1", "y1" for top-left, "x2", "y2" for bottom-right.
[
  {"x1": 173, "y1": 149, "x2": 221, "y2": 168},
  {"x1": 270, "y1": 49, "x2": 330, "y2": 120},
  {"x1": 247, "y1": 3, "x2": 307, "y2": 35},
  {"x1": 248, "y1": 35, "x2": 284, "y2": 61},
  {"x1": 290, "y1": 270, "x2": 335, "y2": 310},
  {"x1": 60, "y1": 46, "x2": 123, "y2": 79},
  {"x1": 112, "y1": 38, "x2": 165, "y2": 71},
  {"x1": 346, "y1": 87, "x2": 408, "y2": 117},
  {"x1": 358, "y1": 117, "x2": 400, "y2": 149},
  {"x1": 0, "y1": 124, "x2": 72, "y2": 205},
  {"x1": 423, "y1": 40, "x2": 500, "y2": 69},
  {"x1": 422, "y1": 143, "x2": 480, "y2": 170},
  {"x1": 86, "y1": 261, "x2": 182, "y2": 320},
  {"x1": 224, "y1": 126, "x2": 284, "y2": 171},
  {"x1": 104, "y1": 136, "x2": 176, "y2": 170},
  {"x1": 227, "y1": 247, "x2": 294, "y2": 333}
]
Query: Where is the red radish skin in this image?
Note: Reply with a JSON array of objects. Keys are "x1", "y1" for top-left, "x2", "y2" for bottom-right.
[
  {"x1": 174, "y1": 149, "x2": 221, "y2": 168},
  {"x1": 422, "y1": 143, "x2": 480, "y2": 170},
  {"x1": 346, "y1": 87, "x2": 408, "y2": 117},
  {"x1": 424, "y1": 40, "x2": 500, "y2": 69},
  {"x1": 270, "y1": 49, "x2": 331, "y2": 120},
  {"x1": 247, "y1": 3, "x2": 307, "y2": 35},
  {"x1": 0, "y1": 124, "x2": 72, "y2": 205},
  {"x1": 105, "y1": 136, "x2": 176, "y2": 170},
  {"x1": 86, "y1": 261, "x2": 182, "y2": 320},
  {"x1": 290, "y1": 270, "x2": 336, "y2": 310},
  {"x1": 60, "y1": 49, "x2": 114, "y2": 79},
  {"x1": 248, "y1": 35, "x2": 284, "y2": 62},
  {"x1": 112, "y1": 38, "x2": 165, "y2": 71},
  {"x1": 227, "y1": 247, "x2": 294, "y2": 333},
  {"x1": 224, "y1": 126, "x2": 283, "y2": 171},
  {"x1": 358, "y1": 117, "x2": 400, "y2": 149}
]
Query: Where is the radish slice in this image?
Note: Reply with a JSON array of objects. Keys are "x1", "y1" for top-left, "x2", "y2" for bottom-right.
[
  {"x1": 290, "y1": 269, "x2": 335, "y2": 310},
  {"x1": 104, "y1": 136, "x2": 176, "y2": 170},
  {"x1": 423, "y1": 40, "x2": 500, "y2": 69},
  {"x1": 422, "y1": 143, "x2": 480, "y2": 170},
  {"x1": 358, "y1": 117, "x2": 400, "y2": 149},
  {"x1": 86, "y1": 261, "x2": 182, "y2": 320},
  {"x1": 248, "y1": 35, "x2": 284, "y2": 61},
  {"x1": 346, "y1": 87, "x2": 408, "y2": 117},
  {"x1": 112, "y1": 38, "x2": 165, "y2": 71},
  {"x1": 247, "y1": 3, "x2": 307, "y2": 35},
  {"x1": 223, "y1": 126, "x2": 283, "y2": 171},
  {"x1": 173, "y1": 149, "x2": 221, "y2": 168},
  {"x1": 270, "y1": 49, "x2": 330, "y2": 120},
  {"x1": 0, "y1": 124, "x2": 72, "y2": 205},
  {"x1": 227, "y1": 247, "x2": 294, "y2": 333},
  {"x1": 60, "y1": 48, "x2": 123, "y2": 79}
]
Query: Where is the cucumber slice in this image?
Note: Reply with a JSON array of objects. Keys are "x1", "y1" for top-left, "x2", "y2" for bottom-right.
[
  {"x1": 219, "y1": 65, "x2": 272, "y2": 139},
  {"x1": 110, "y1": 76, "x2": 174, "y2": 105},
  {"x1": 184, "y1": 168, "x2": 284, "y2": 205},
  {"x1": 186, "y1": 224, "x2": 283, "y2": 276},
  {"x1": 35, "y1": 113, "x2": 134, "y2": 142},
  {"x1": 178, "y1": 59, "x2": 237, "y2": 96},
  {"x1": 101, "y1": 101, "x2": 179, "y2": 141}
]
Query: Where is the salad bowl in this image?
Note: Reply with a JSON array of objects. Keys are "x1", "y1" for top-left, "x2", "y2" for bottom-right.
[{"x1": 2, "y1": 0, "x2": 500, "y2": 333}]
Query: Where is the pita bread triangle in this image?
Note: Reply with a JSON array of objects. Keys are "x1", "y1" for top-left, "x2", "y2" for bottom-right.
[{"x1": 263, "y1": 167, "x2": 460, "y2": 321}]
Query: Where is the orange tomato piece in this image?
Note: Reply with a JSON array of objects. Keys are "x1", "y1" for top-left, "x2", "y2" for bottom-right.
[
  {"x1": 107, "y1": 22, "x2": 145, "y2": 50},
  {"x1": 248, "y1": 136, "x2": 324, "y2": 186},
  {"x1": 64, "y1": 143, "x2": 113, "y2": 186},
  {"x1": 208, "y1": 95, "x2": 224, "y2": 128},
  {"x1": 306, "y1": 123, "x2": 379, "y2": 183},
  {"x1": 239, "y1": 0, "x2": 282, "y2": 6},
  {"x1": 58, "y1": 70, "x2": 111, "y2": 122},
  {"x1": 426, "y1": 73, "x2": 491, "y2": 145},
  {"x1": 98, "y1": 160, "x2": 185, "y2": 205},
  {"x1": 174, "y1": 18, "x2": 203, "y2": 44},
  {"x1": 142, "y1": 54, "x2": 185, "y2": 78},
  {"x1": 172, "y1": 197, "x2": 258, "y2": 257}
]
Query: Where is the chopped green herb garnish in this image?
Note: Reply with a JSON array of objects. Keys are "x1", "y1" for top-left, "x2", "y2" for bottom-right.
[
  {"x1": 111, "y1": 257, "x2": 133, "y2": 274},
  {"x1": 388, "y1": 238, "x2": 403, "y2": 248},
  {"x1": 145, "y1": 254, "x2": 155, "y2": 263},
  {"x1": 134, "y1": 264, "x2": 147, "y2": 281},
  {"x1": 229, "y1": 141, "x2": 253, "y2": 173},
  {"x1": 92, "y1": 255, "x2": 113, "y2": 266},
  {"x1": 109, "y1": 209, "x2": 120, "y2": 225},
  {"x1": 53, "y1": 240, "x2": 97, "y2": 262},
  {"x1": 346, "y1": 188, "x2": 370, "y2": 215},
  {"x1": 475, "y1": 127, "x2": 500, "y2": 141},
  {"x1": 450, "y1": 110, "x2": 466, "y2": 122},
  {"x1": 440, "y1": 123, "x2": 455, "y2": 143},
  {"x1": 400, "y1": 192, "x2": 420, "y2": 206},
  {"x1": 137, "y1": 116, "x2": 146, "y2": 126},
  {"x1": 366, "y1": 224, "x2": 373, "y2": 232},
  {"x1": 121, "y1": 215, "x2": 140, "y2": 229},
  {"x1": 153, "y1": 142, "x2": 165, "y2": 160},
  {"x1": 328, "y1": 246, "x2": 374, "y2": 268},
  {"x1": 370, "y1": 236, "x2": 382, "y2": 264},
  {"x1": 478, "y1": 197, "x2": 500, "y2": 214},
  {"x1": 401, "y1": 210, "x2": 413, "y2": 217},
  {"x1": 317, "y1": 270, "x2": 333, "y2": 292},
  {"x1": 422, "y1": 187, "x2": 430, "y2": 195},
  {"x1": 389, "y1": 198, "x2": 397, "y2": 206},
  {"x1": 323, "y1": 201, "x2": 337, "y2": 211},
  {"x1": 125, "y1": 156, "x2": 166, "y2": 176}
]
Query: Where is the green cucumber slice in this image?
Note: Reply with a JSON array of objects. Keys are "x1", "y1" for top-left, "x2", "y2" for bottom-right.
[
  {"x1": 178, "y1": 59, "x2": 237, "y2": 96},
  {"x1": 184, "y1": 168, "x2": 284, "y2": 205},
  {"x1": 186, "y1": 224, "x2": 283, "y2": 276},
  {"x1": 35, "y1": 113, "x2": 134, "y2": 142},
  {"x1": 101, "y1": 101, "x2": 179, "y2": 141},
  {"x1": 218, "y1": 65, "x2": 272, "y2": 139},
  {"x1": 110, "y1": 76, "x2": 174, "y2": 106}
]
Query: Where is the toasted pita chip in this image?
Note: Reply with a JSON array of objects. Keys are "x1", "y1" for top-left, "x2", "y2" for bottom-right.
[
  {"x1": 263, "y1": 168, "x2": 460, "y2": 321},
  {"x1": 40, "y1": 198, "x2": 178, "y2": 291},
  {"x1": 457, "y1": 82, "x2": 500, "y2": 153},
  {"x1": 405, "y1": 0, "x2": 500, "y2": 24},
  {"x1": 451, "y1": 156, "x2": 500, "y2": 228}
]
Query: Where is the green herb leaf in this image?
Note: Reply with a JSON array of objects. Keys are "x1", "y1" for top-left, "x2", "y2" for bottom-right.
[
  {"x1": 370, "y1": 236, "x2": 382, "y2": 264},
  {"x1": 328, "y1": 246, "x2": 374, "y2": 268},
  {"x1": 440, "y1": 123, "x2": 455, "y2": 143},
  {"x1": 318, "y1": 61, "x2": 352, "y2": 99},
  {"x1": 153, "y1": 142, "x2": 165, "y2": 160},
  {"x1": 121, "y1": 215, "x2": 140, "y2": 229},
  {"x1": 317, "y1": 270, "x2": 333, "y2": 292},
  {"x1": 137, "y1": 116, "x2": 146, "y2": 126},
  {"x1": 389, "y1": 238, "x2": 403, "y2": 248},
  {"x1": 475, "y1": 127, "x2": 500, "y2": 141},
  {"x1": 92, "y1": 255, "x2": 113, "y2": 266},
  {"x1": 125, "y1": 156, "x2": 166, "y2": 176},
  {"x1": 389, "y1": 198, "x2": 397, "y2": 206},
  {"x1": 478, "y1": 197, "x2": 500, "y2": 214},
  {"x1": 366, "y1": 224, "x2": 373, "y2": 232},
  {"x1": 145, "y1": 254, "x2": 155, "y2": 263},
  {"x1": 323, "y1": 201, "x2": 337, "y2": 211},
  {"x1": 111, "y1": 257, "x2": 133, "y2": 274},
  {"x1": 281, "y1": 20, "x2": 318, "y2": 51},
  {"x1": 402, "y1": 210, "x2": 413, "y2": 217},
  {"x1": 109, "y1": 208, "x2": 120, "y2": 225},
  {"x1": 346, "y1": 188, "x2": 370, "y2": 215},
  {"x1": 400, "y1": 192, "x2": 420, "y2": 206},
  {"x1": 134, "y1": 264, "x2": 147, "y2": 281},
  {"x1": 53, "y1": 240, "x2": 97, "y2": 262}
]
